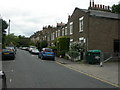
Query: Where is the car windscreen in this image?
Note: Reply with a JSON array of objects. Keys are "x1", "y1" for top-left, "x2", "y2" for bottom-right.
[{"x1": 44, "y1": 48, "x2": 52, "y2": 52}]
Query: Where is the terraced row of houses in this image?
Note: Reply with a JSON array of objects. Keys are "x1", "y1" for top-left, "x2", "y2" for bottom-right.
[{"x1": 30, "y1": 0, "x2": 120, "y2": 53}]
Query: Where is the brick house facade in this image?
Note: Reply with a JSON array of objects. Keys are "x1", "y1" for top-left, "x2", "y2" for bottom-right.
[{"x1": 30, "y1": 2, "x2": 120, "y2": 53}]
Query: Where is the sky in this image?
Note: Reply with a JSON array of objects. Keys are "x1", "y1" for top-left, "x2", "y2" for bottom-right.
[{"x1": 0, "y1": 0, "x2": 119, "y2": 37}]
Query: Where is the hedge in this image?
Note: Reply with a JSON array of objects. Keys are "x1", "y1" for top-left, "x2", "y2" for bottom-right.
[{"x1": 56, "y1": 36, "x2": 70, "y2": 52}]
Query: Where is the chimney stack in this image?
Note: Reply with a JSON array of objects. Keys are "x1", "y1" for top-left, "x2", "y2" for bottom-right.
[
  {"x1": 92, "y1": 0, "x2": 94, "y2": 7},
  {"x1": 100, "y1": 4, "x2": 102, "y2": 8},
  {"x1": 103, "y1": 5, "x2": 105, "y2": 9},
  {"x1": 98, "y1": 4, "x2": 100, "y2": 8},
  {"x1": 108, "y1": 6, "x2": 110, "y2": 10},
  {"x1": 90, "y1": 0, "x2": 91, "y2": 7}
]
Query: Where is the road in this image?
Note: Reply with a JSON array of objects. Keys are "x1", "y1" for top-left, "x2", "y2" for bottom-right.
[{"x1": 2, "y1": 49, "x2": 117, "y2": 88}]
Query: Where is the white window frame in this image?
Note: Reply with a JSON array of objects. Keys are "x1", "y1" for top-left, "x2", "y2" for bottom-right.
[
  {"x1": 79, "y1": 37, "x2": 86, "y2": 43},
  {"x1": 53, "y1": 32, "x2": 55, "y2": 40},
  {"x1": 44, "y1": 36, "x2": 46, "y2": 40},
  {"x1": 58, "y1": 30, "x2": 60, "y2": 37},
  {"x1": 70, "y1": 22, "x2": 73, "y2": 35},
  {"x1": 47, "y1": 35, "x2": 50, "y2": 41},
  {"x1": 51, "y1": 32, "x2": 55, "y2": 40},
  {"x1": 79, "y1": 16, "x2": 84, "y2": 32},
  {"x1": 56, "y1": 31, "x2": 58, "y2": 37},
  {"x1": 65, "y1": 27, "x2": 67, "y2": 35},
  {"x1": 70, "y1": 39, "x2": 73, "y2": 42},
  {"x1": 62, "y1": 28, "x2": 64, "y2": 36}
]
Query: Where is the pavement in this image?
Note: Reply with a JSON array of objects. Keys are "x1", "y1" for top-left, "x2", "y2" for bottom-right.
[{"x1": 55, "y1": 57, "x2": 119, "y2": 87}]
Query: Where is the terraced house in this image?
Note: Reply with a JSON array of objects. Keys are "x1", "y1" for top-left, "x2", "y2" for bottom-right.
[{"x1": 30, "y1": 1, "x2": 120, "y2": 53}]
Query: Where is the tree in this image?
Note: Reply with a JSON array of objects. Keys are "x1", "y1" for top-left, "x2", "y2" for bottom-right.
[
  {"x1": 39, "y1": 40, "x2": 48, "y2": 51},
  {"x1": 112, "y1": 4, "x2": 120, "y2": 13},
  {"x1": 5, "y1": 33, "x2": 18, "y2": 46},
  {"x1": 2, "y1": 19, "x2": 8, "y2": 48},
  {"x1": 2, "y1": 20, "x2": 8, "y2": 32}
]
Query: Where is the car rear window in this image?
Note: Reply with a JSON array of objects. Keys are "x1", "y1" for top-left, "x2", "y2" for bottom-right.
[{"x1": 44, "y1": 48, "x2": 52, "y2": 52}]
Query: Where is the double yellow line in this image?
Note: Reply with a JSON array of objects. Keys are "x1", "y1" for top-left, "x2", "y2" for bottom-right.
[{"x1": 56, "y1": 61, "x2": 120, "y2": 88}]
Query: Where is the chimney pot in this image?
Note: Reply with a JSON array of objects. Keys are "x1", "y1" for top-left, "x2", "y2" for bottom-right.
[
  {"x1": 92, "y1": 0, "x2": 94, "y2": 7},
  {"x1": 108, "y1": 6, "x2": 110, "y2": 10},
  {"x1": 103, "y1": 5, "x2": 105, "y2": 9},
  {"x1": 98, "y1": 4, "x2": 99, "y2": 8},
  {"x1": 90, "y1": 0, "x2": 91, "y2": 7},
  {"x1": 100, "y1": 4, "x2": 102, "y2": 8}
]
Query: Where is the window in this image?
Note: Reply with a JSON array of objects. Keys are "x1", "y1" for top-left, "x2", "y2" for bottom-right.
[
  {"x1": 62, "y1": 28, "x2": 64, "y2": 36},
  {"x1": 47, "y1": 35, "x2": 50, "y2": 41},
  {"x1": 70, "y1": 39, "x2": 73, "y2": 46},
  {"x1": 65, "y1": 27, "x2": 67, "y2": 35},
  {"x1": 44, "y1": 36, "x2": 46, "y2": 40},
  {"x1": 56, "y1": 31, "x2": 58, "y2": 37},
  {"x1": 79, "y1": 37, "x2": 85, "y2": 43},
  {"x1": 58, "y1": 30, "x2": 61, "y2": 37},
  {"x1": 51, "y1": 32, "x2": 55, "y2": 40},
  {"x1": 70, "y1": 22, "x2": 73, "y2": 35},
  {"x1": 70, "y1": 39, "x2": 73, "y2": 42},
  {"x1": 79, "y1": 17, "x2": 84, "y2": 32}
]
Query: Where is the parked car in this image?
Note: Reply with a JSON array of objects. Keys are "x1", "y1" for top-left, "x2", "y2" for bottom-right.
[
  {"x1": 28, "y1": 46, "x2": 36, "y2": 53},
  {"x1": 2, "y1": 49, "x2": 15, "y2": 60},
  {"x1": 0, "y1": 70, "x2": 7, "y2": 89},
  {"x1": 21, "y1": 47, "x2": 28, "y2": 50},
  {"x1": 38, "y1": 48, "x2": 55, "y2": 61},
  {"x1": 31, "y1": 48, "x2": 39, "y2": 55},
  {"x1": 5, "y1": 46, "x2": 16, "y2": 54}
]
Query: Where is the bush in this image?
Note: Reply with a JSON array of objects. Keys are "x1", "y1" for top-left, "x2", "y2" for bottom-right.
[
  {"x1": 39, "y1": 40, "x2": 48, "y2": 51},
  {"x1": 56, "y1": 36, "x2": 70, "y2": 52},
  {"x1": 67, "y1": 51, "x2": 79, "y2": 58}
]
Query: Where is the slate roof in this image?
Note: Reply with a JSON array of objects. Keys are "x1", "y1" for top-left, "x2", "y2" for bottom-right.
[{"x1": 79, "y1": 8, "x2": 120, "y2": 19}]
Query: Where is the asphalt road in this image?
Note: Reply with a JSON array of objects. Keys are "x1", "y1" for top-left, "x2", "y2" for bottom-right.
[{"x1": 2, "y1": 49, "x2": 117, "y2": 88}]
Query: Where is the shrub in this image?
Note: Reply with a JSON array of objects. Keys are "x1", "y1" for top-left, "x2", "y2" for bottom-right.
[
  {"x1": 67, "y1": 51, "x2": 79, "y2": 58},
  {"x1": 56, "y1": 36, "x2": 70, "y2": 52}
]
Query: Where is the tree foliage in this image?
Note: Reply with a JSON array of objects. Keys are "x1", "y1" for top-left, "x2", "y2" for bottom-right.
[
  {"x1": 70, "y1": 42, "x2": 85, "y2": 52},
  {"x1": 2, "y1": 20, "x2": 8, "y2": 31},
  {"x1": 4, "y1": 34, "x2": 32, "y2": 47},
  {"x1": 1, "y1": 19, "x2": 8, "y2": 48},
  {"x1": 112, "y1": 4, "x2": 120, "y2": 13},
  {"x1": 38, "y1": 40, "x2": 48, "y2": 51},
  {"x1": 56, "y1": 36, "x2": 70, "y2": 52}
]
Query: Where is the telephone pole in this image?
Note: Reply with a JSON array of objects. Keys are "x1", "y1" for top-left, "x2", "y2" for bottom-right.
[{"x1": 8, "y1": 19, "x2": 10, "y2": 35}]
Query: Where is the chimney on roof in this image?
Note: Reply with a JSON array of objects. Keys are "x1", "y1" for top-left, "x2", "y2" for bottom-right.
[
  {"x1": 92, "y1": 0, "x2": 94, "y2": 7},
  {"x1": 68, "y1": 15, "x2": 71, "y2": 20},
  {"x1": 90, "y1": 0, "x2": 92, "y2": 7},
  {"x1": 103, "y1": 5, "x2": 105, "y2": 9},
  {"x1": 108, "y1": 6, "x2": 110, "y2": 10},
  {"x1": 100, "y1": 4, "x2": 102, "y2": 8}
]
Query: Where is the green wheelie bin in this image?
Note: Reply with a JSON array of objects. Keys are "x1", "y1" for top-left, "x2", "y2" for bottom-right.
[{"x1": 86, "y1": 50, "x2": 101, "y2": 64}]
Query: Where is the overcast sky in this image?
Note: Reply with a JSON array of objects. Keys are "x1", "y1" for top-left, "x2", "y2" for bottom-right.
[{"x1": 0, "y1": 0, "x2": 119, "y2": 37}]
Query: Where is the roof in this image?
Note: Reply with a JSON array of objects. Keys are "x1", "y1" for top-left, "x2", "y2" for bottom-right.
[
  {"x1": 78, "y1": 8, "x2": 120, "y2": 19},
  {"x1": 89, "y1": 10, "x2": 120, "y2": 19}
]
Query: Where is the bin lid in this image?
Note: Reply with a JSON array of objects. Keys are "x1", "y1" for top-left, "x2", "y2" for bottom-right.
[{"x1": 88, "y1": 50, "x2": 101, "y2": 53}]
